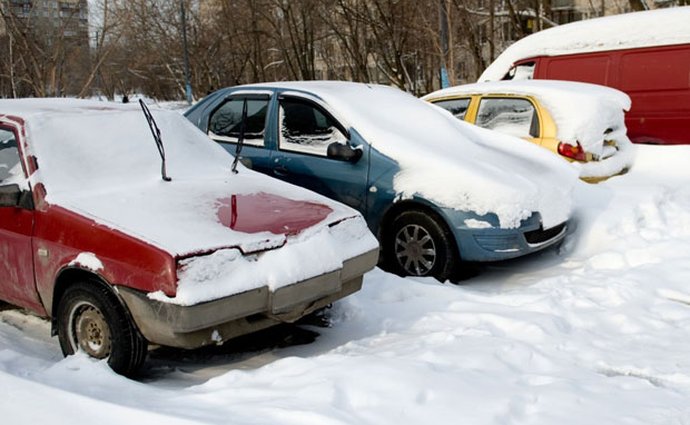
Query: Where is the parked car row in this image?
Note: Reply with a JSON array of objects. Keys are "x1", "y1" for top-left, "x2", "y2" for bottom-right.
[
  {"x1": 4, "y1": 10, "x2": 668, "y2": 377},
  {"x1": 185, "y1": 81, "x2": 577, "y2": 280}
]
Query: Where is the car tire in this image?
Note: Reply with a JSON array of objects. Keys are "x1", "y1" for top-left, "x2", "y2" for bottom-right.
[
  {"x1": 57, "y1": 280, "x2": 148, "y2": 377},
  {"x1": 384, "y1": 210, "x2": 457, "y2": 281}
]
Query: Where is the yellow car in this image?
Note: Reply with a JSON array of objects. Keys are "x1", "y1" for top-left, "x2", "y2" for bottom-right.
[{"x1": 422, "y1": 80, "x2": 634, "y2": 182}]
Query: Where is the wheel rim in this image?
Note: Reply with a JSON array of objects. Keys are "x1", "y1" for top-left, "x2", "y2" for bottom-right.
[
  {"x1": 68, "y1": 301, "x2": 112, "y2": 359},
  {"x1": 394, "y1": 224, "x2": 437, "y2": 276}
]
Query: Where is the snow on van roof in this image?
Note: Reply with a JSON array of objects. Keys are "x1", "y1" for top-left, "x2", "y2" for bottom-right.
[{"x1": 479, "y1": 7, "x2": 690, "y2": 82}]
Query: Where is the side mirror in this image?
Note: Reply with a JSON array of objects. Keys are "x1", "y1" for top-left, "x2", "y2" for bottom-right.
[
  {"x1": 327, "y1": 142, "x2": 362, "y2": 163},
  {"x1": 0, "y1": 184, "x2": 21, "y2": 207}
]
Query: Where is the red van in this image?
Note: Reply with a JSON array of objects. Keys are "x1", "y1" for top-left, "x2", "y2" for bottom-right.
[{"x1": 479, "y1": 8, "x2": 690, "y2": 145}]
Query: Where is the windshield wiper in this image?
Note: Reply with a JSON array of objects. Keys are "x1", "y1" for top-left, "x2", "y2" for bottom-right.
[
  {"x1": 231, "y1": 99, "x2": 249, "y2": 174},
  {"x1": 139, "y1": 99, "x2": 171, "y2": 182}
]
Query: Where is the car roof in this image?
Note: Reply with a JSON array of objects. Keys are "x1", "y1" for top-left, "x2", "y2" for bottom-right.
[
  {"x1": 423, "y1": 80, "x2": 628, "y2": 103},
  {"x1": 0, "y1": 98, "x2": 139, "y2": 120}
]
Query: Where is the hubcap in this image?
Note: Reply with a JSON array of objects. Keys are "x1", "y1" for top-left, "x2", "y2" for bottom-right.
[
  {"x1": 394, "y1": 224, "x2": 437, "y2": 276},
  {"x1": 70, "y1": 302, "x2": 111, "y2": 359}
]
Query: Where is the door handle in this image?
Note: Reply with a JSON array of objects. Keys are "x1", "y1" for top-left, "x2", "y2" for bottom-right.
[{"x1": 273, "y1": 165, "x2": 289, "y2": 177}]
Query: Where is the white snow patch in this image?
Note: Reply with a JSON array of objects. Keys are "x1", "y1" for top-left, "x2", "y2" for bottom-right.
[
  {"x1": 150, "y1": 216, "x2": 378, "y2": 306},
  {"x1": 67, "y1": 252, "x2": 103, "y2": 272},
  {"x1": 464, "y1": 219, "x2": 493, "y2": 229}
]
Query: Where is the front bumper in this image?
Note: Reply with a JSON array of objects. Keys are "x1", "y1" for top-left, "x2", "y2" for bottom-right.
[
  {"x1": 117, "y1": 248, "x2": 378, "y2": 349},
  {"x1": 449, "y1": 212, "x2": 567, "y2": 262}
]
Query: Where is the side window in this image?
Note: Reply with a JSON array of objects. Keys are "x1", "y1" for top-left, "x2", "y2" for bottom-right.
[
  {"x1": 0, "y1": 128, "x2": 22, "y2": 184},
  {"x1": 432, "y1": 98, "x2": 471, "y2": 120},
  {"x1": 475, "y1": 97, "x2": 539, "y2": 138},
  {"x1": 208, "y1": 96, "x2": 269, "y2": 147},
  {"x1": 278, "y1": 97, "x2": 348, "y2": 156}
]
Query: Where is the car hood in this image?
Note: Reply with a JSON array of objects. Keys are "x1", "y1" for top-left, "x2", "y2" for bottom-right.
[{"x1": 51, "y1": 170, "x2": 364, "y2": 257}]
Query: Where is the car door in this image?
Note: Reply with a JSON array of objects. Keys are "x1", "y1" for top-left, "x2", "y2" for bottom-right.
[
  {"x1": 269, "y1": 94, "x2": 369, "y2": 214},
  {"x1": 206, "y1": 93, "x2": 274, "y2": 174},
  {"x1": 0, "y1": 125, "x2": 41, "y2": 311}
]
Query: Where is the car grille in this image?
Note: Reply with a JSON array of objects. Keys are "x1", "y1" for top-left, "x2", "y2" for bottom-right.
[{"x1": 525, "y1": 223, "x2": 566, "y2": 245}]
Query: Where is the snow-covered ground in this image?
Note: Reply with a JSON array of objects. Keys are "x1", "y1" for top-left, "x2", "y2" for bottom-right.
[{"x1": 2, "y1": 144, "x2": 690, "y2": 424}]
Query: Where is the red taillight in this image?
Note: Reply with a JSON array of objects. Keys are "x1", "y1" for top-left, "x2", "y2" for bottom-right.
[{"x1": 557, "y1": 141, "x2": 586, "y2": 162}]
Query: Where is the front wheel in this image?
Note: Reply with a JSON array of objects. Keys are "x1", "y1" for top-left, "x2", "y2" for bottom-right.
[
  {"x1": 384, "y1": 210, "x2": 457, "y2": 281},
  {"x1": 57, "y1": 281, "x2": 148, "y2": 377}
]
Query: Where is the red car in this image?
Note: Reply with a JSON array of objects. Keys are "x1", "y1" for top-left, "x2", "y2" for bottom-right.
[
  {"x1": 0, "y1": 99, "x2": 378, "y2": 376},
  {"x1": 480, "y1": 7, "x2": 690, "y2": 145}
]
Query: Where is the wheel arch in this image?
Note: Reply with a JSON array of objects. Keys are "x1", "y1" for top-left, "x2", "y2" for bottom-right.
[
  {"x1": 50, "y1": 267, "x2": 129, "y2": 337},
  {"x1": 378, "y1": 199, "x2": 460, "y2": 260}
]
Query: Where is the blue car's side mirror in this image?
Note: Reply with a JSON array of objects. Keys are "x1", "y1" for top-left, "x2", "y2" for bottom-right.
[{"x1": 327, "y1": 142, "x2": 362, "y2": 163}]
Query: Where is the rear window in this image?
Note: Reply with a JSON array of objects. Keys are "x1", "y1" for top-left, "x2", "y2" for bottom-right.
[
  {"x1": 475, "y1": 97, "x2": 539, "y2": 138},
  {"x1": 432, "y1": 98, "x2": 471, "y2": 120}
]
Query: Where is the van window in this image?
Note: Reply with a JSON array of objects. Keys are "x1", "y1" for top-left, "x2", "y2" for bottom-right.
[
  {"x1": 620, "y1": 48, "x2": 690, "y2": 92},
  {"x1": 504, "y1": 62, "x2": 535, "y2": 80},
  {"x1": 432, "y1": 98, "x2": 471, "y2": 119},
  {"x1": 475, "y1": 98, "x2": 539, "y2": 138},
  {"x1": 545, "y1": 54, "x2": 610, "y2": 85}
]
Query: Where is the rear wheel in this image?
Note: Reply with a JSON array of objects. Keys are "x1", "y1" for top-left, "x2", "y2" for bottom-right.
[
  {"x1": 57, "y1": 280, "x2": 148, "y2": 377},
  {"x1": 384, "y1": 210, "x2": 457, "y2": 281}
]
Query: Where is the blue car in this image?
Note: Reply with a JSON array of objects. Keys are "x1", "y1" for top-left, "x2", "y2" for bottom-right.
[{"x1": 185, "y1": 82, "x2": 576, "y2": 280}]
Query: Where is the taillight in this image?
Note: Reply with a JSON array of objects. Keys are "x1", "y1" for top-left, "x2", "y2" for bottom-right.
[{"x1": 557, "y1": 141, "x2": 586, "y2": 162}]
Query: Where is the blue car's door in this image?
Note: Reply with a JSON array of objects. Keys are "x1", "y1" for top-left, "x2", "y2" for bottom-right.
[
  {"x1": 269, "y1": 94, "x2": 369, "y2": 214},
  {"x1": 205, "y1": 92, "x2": 274, "y2": 174}
]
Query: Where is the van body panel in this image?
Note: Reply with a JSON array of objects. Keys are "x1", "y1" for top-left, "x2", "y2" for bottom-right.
[{"x1": 516, "y1": 43, "x2": 690, "y2": 145}]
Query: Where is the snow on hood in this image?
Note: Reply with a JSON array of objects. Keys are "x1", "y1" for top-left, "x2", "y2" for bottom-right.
[
  {"x1": 248, "y1": 82, "x2": 577, "y2": 229},
  {"x1": 480, "y1": 7, "x2": 690, "y2": 82},
  {"x1": 12, "y1": 99, "x2": 363, "y2": 257}
]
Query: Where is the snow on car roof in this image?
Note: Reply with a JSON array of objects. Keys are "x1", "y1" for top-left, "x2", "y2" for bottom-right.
[
  {"x1": 479, "y1": 7, "x2": 690, "y2": 82},
  {"x1": 0, "y1": 98, "x2": 138, "y2": 118},
  {"x1": 242, "y1": 81, "x2": 577, "y2": 229},
  {"x1": 423, "y1": 80, "x2": 631, "y2": 151}
]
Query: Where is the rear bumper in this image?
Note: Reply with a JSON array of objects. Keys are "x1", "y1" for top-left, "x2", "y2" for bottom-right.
[{"x1": 117, "y1": 248, "x2": 378, "y2": 349}]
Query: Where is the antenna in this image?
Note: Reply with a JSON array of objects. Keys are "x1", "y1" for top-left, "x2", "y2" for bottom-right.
[{"x1": 139, "y1": 99, "x2": 171, "y2": 182}]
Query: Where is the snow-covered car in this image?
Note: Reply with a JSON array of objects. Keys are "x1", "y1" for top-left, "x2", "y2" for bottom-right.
[
  {"x1": 0, "y1": 99, "x2": 379, "y2": 376},
  {"x1": 185, "y1": 81, "x2": 577, "y2": 281},
  {"x1": 422, "y1": 80, "x2": 635, "y2": 182}
]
